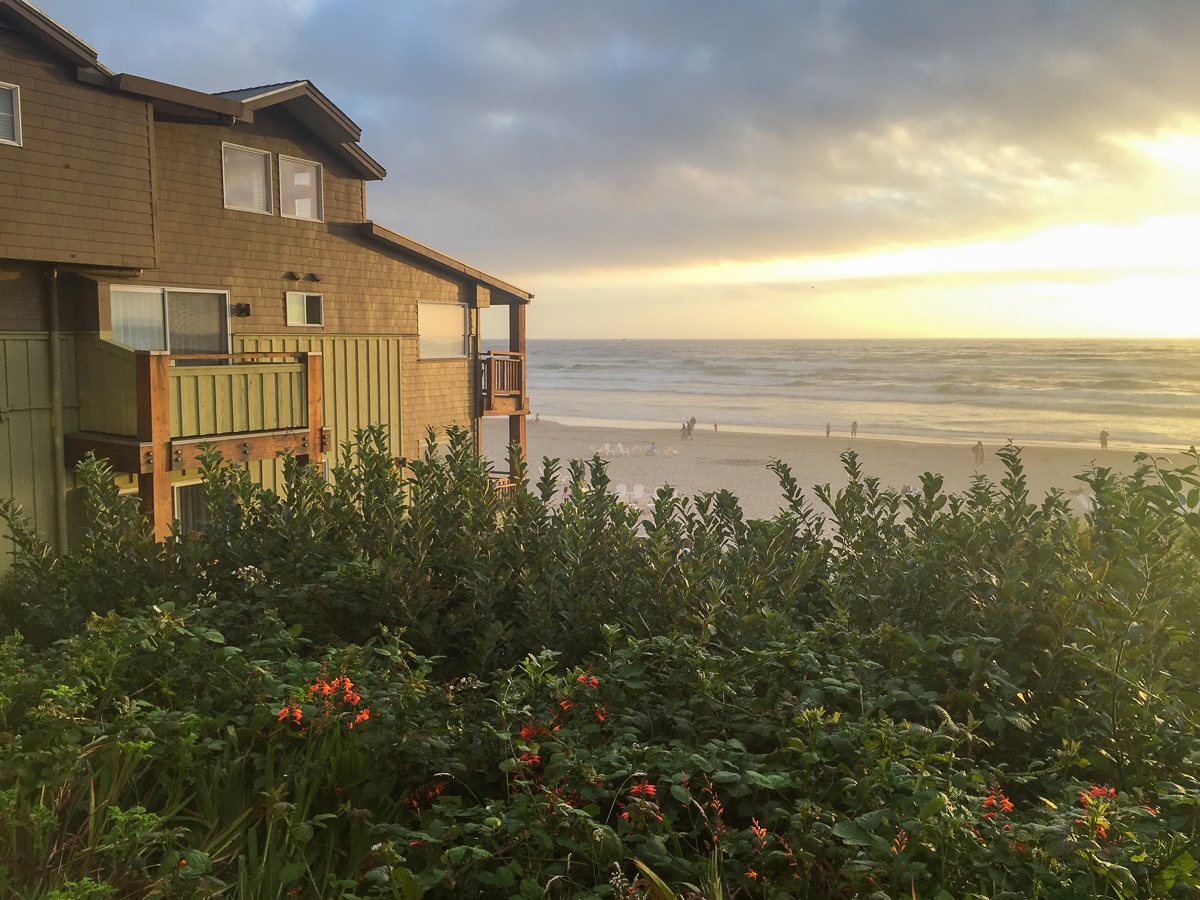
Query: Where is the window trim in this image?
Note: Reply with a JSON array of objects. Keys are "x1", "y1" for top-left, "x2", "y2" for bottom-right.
[
  {"x1": 0, "y1": 82, "x2": 22, "y2": 147},
  {"x1": 221, "y1": 142, "x2": 274, "y2": 215},
  {"x1": 279, "y1": 154, "x2": 324, "y2": 222},
  {"x1": 285, "y1": 291, "x2": 324, "y2": 327}
]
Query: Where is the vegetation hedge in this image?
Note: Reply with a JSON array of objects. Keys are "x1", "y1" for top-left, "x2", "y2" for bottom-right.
[{"x1": 1, "y1": 426, "x2": 1199, "y2": 898}]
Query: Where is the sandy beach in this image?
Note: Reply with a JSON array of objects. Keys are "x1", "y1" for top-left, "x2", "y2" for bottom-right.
[{"x1": 483, "y1": 419, "x2": 1174, "y2": 520}]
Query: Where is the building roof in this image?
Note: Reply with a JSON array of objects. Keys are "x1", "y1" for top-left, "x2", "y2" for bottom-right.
[
  {"x1": 0, "y1": 0, "x2": 109, "y2": 73},
  {"x1": 216, "y1": 81, "x2": 385, "y2": 180},
  {"x1": 360, "y1": 222, "x2": 533, "y2": 302}
]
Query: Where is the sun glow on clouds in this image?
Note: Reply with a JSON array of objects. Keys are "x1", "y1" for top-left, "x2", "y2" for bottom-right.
[
  {"x1": 1118, "y1": 127, "x2": 1200, "y2": 174},
  {"x1": 627, "y1": 215, "x2": 1200, "y2": 286},
  {"x1": 531, "y1": 123, "x2": 1200, "y2": 339},
  {"x1": 532, "y1": 214, "x2": 1200, "y2": 338}
]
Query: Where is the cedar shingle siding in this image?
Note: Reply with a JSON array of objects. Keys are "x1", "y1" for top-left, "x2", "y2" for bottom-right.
[{"x1": 0, "y1": 28, "x2": 156, "y2": 268}]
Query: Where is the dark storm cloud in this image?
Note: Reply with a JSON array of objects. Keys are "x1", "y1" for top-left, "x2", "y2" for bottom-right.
[{"x1": 32, "y1": 1, "x2": 1200, "y2": 274}]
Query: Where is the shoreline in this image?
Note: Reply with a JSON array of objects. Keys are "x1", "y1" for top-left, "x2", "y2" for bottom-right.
[
  {"x1": 532, "y1": 414, "x2": 1191, "y2": 456},
  {"x1": 482, "y1": 419, "x2": 1184, "y2": 521}
]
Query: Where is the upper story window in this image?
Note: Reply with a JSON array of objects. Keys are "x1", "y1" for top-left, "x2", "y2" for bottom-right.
[
  {"x1": 280, "y1": 156, "x2": 323, "y2": 222},
  {"x1": 0, "y1": 82, "x2": 21, "y2": 146},
  {"x1": 222, "y1": 143, "x2": 272, "y2": 214},
  {"x1": 419, "y1": 302, "x2": 469, "y2": 358}
]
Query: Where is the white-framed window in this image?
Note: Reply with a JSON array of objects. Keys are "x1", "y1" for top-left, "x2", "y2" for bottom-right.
[
  {"x1": 280, "y1": 155, "x2": 323, "y2": 222},
  {"x1": 109, "y1": 287, "x2": 230, "y2": 355},
  {"x1": 419, "y1": 302, "x2": 469, "y2": 358},
  {"x1": 222, "y1": 143, "x2": 272, "y2": 214},
  {"x1": 0, "y1": 82, "x2": 21, "y2": 146},
  {"x1": 285, "y1": 291, "x2": 323, "y2": 327},
  {"x1": 174, "y1": 482, "x2": 208, "y2": 534}
]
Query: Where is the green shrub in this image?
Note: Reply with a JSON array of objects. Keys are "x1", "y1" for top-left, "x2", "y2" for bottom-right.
[{"x1": 1, "y1": 430, "x2": 1198, "y2": 897}]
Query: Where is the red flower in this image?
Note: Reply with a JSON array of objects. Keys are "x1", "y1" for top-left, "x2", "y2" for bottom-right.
[{"x1": 750, "y1": 819, "x2": 768, "y2": 843}]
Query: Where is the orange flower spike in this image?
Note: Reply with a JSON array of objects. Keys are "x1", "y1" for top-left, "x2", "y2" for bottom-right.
[
  {"x1": 1000, "y1": 796, "x2": 1014, "y2": 813},
  {"x1": 292, "y1": 707, "x2": 302, "y2": 725},
  {"x1": 277, "y1": 706, "x2": 289, "y2": 722}
]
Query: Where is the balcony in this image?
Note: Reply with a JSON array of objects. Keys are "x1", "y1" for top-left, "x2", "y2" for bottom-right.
[
  {"x1": 65, "y1": 339, "x2": 327, "y2": 537},
  {"x1": 480, "y1": 350, "x2": 527, "y2": 417}
]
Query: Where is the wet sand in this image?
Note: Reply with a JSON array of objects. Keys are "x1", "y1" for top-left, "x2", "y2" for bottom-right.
[{"x1": 482, "y1": 419, "x2": 1173, "y2": 520}]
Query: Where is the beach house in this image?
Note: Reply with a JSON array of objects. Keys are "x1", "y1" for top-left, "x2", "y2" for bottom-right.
[{"x1": 0, "y1": 0, "x2": 530, "y2": 554}]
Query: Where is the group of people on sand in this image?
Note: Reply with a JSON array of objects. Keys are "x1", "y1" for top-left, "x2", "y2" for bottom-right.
[
  {"x1": 825, "y1": 421, "x2": 859, "y2": 438},
  {"x1": 970, "y1": 430, "x2": 1111, "y2": 465}
]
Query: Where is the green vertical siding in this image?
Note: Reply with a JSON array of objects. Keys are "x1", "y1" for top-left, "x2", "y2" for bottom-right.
[
  {"x1": 234, "y1": 335, "x2": 404, "y2": 462},
  {"x1": 0, "y1": 333, "x2": 77, "y2": 563},
  {"x1": 75, "y1": 338, "x2": 137, "y2": 435}
]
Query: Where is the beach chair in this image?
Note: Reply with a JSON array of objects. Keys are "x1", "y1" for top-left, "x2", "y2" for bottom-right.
[
  {"x1": 616, "y1": 442, "x2": 629, "y2": 457},
  {"x1": 630, "y1": 484, "x2": 647, "y2": 508}
]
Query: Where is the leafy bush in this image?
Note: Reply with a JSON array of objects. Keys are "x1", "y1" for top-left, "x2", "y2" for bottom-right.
[{"x1": 1, "y1": 427, "x2": 1198, "y2": 897}]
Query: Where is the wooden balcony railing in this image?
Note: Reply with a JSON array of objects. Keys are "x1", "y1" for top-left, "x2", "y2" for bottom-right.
[
  {"x1": 66, "y1": 341, "x2": 328, "y2": 538},
  {"x1": 481, "y1": 350, "x2": 527, "y2": 416},
  {"x1": 490, "y1": 475, "x2": 520, "y2": 499}
]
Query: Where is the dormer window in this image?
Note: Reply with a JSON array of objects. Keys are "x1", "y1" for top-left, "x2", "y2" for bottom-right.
[
  {"x1": 222, "y1": 143, "x2": 272, "y2": 214},
  {"x1": 0, "y1": 82, "x2": 21, "y2": 146},
  {"x1": 280, "y1": 156, "x2": 323, "y2": 222}
]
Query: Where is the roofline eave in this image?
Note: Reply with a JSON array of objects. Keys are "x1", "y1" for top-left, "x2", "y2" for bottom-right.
[{"x1": 360, "y1": 221, "x2": 532, "y2": 301}]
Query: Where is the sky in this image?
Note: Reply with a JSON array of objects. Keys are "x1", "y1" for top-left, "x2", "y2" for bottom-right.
[{"x1": 30, "y1": 0, "x2": 1200, "y2": 339}]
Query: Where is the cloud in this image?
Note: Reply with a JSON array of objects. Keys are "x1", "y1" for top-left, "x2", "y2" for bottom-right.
[{"x1": 29, "y1": 0, "x2": 1200, "y2": 283}]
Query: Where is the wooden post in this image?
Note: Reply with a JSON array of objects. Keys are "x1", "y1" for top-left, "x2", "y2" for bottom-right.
[
  {"x1": 508, "y1": 302, "x2": 527, "y2": 456},
  {"x1": 302, "y1": 352, "x2": 323, "y2": 465},
  {"x1": 136, "y1": 352, "x2": 172, "y2": 540}
]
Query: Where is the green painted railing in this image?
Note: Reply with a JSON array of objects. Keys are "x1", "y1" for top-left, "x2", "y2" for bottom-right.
[{"x1": 169, "y1": 361, "x2": 306, "y2": 438}]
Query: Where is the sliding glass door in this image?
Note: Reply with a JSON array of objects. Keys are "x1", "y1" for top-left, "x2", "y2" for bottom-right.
[{"x1": 110, "y1": 288, "x2": 229, "y2": 358}]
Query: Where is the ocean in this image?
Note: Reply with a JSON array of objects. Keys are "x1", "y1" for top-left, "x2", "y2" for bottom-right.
[{"x1": 518, "y1": 339, "x2": 1200, "y2": 450}]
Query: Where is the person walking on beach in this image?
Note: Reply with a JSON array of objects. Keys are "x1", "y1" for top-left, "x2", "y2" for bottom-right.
[
  {"x1": 1100, "y1": 430, "x2": 1109, "y2": 450},
  {"x1": 680, "y1": 422, "x2": 689, "y2": 440},
  {"x1": 851, "y1": 421, "x2": 858, "y2": 438},
  {"x1": 713, "y1": 422, "x2": 718, "y2": 433},
  {"x1": 825, "y1": 422, "x2": 831, "y2": 438},
  {"x1": 973, "y1": 441, "x2": 985, "y2": 464}
]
